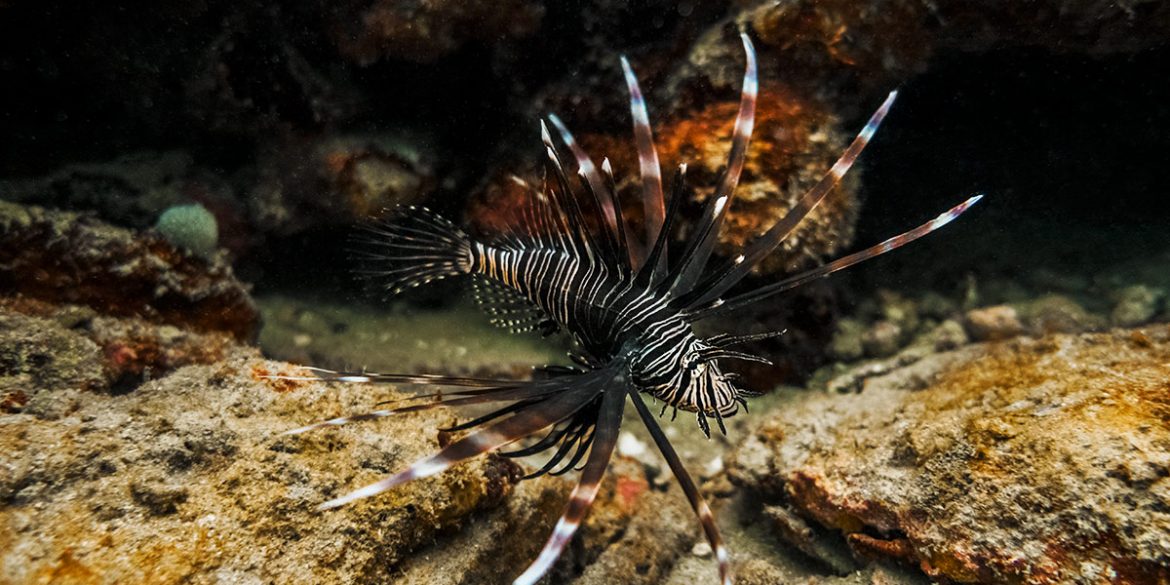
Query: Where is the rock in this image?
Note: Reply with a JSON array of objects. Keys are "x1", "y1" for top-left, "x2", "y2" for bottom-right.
[
  {"x1": 827, "y1": 318, "x2": 866, "y2": 362},
  {"x1": 1111, "y1": 284, "x2": 1164, "y2": 328},
  {"x1": 0, "y1": 347, "x2": 535, "y2": 584},
  {"x1": 963, "y1": 304, "x2": 1023, "y2": 341},
  {"x1": 0, "y1": 201, "x2": 259, "y2": 342},
  {"x1": 0, "y1": 308, "x2": 107, "y2": 419},
  {"x1": 910, "y1": 318, "x2": 969, "y2": 352},
  {"x1": 918, "y1": 291, "x2": 959, "y2": 321},
  {"x1": 1017, "y1": 294, "x2": 1106, "y2": 335},
  {"x1": 0, "y1": 151, "x2": 233, "y2": 232},
  {"x1": 251, "y1": 132, "x2": 440, "y2": 236},
  {"x1": 861, "y1": 320, "x2": 902, "y2": 358},
  {"x1": 729, "y1": 326, "x2": 1170, "y2": 584}
]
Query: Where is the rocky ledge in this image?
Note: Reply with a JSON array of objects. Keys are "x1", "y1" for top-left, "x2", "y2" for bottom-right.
[{"x1": 730, "y1": 325, "x2": 1170, "y2": 584}]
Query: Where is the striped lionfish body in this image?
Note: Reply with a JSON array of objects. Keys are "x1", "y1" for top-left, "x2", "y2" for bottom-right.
[{"x1": 280, "y1": 33, "x2": 981, "y2": 585}]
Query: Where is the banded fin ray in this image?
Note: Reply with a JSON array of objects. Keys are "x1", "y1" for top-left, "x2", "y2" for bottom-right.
[
  {"x1": 691, "y1": 195, "x2": 983, "y2": 320},
  {"x1": 513, "y1": 377, "x2": 626, "y2": 585},
  {"x1": 316, "y1": 365, "x2": 623, "y2": 511},
  {"x1": 547, "y1": 113, "x2": 624, "y2": 266},
  {"x1": 620, "y1": 54, "x2": 667, "y2": 275},
  {"x1": 668, "y1": 32, "x2": 759, "y2": 298},
  {"x1": 628, "y1": 388, "x2": 732, "y2": 585},
  {"x1": 684, "y1": 90, "x2": 899, "y2": 308}
]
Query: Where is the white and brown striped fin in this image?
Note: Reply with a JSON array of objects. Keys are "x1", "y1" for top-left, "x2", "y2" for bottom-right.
[
  {"x1": 685, "y1": 90, "x2": 899, "y2": 308},
  {"x1": 316, "y1": 372, "x2": 610, "y2": 511},
  {"x1": 512, "y1": 382, "x2": 626, "y2": 585},
  {"x1": 692, "y1": 195, "x2": 983, "y2": 319},
  {"x1": 601, "y1": 156, "x2": 641, "y2": 271},
  {"x1": 620, "y1": 54, "x2": 666, "y2": 274},
  {"x1": 634, "y1": 164, "x2": 687, "y2": 289},
  {"x1": 668, "y1": 32, "x2": 758, "y2": 297},
  {"x1": 270, "y1": 365, "x2": 519, "y2": 388},
  {"x1": 628, "y1": 388, "x2": 732, "y2": 585},
  {"x1": 547, "y1": 113, "x2": 624, "y2": 265}
]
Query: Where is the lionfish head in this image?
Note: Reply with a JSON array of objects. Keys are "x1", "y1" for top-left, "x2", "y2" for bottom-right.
[{"x1": 679, "y1": 345, "x2": 743, "y2": 420}]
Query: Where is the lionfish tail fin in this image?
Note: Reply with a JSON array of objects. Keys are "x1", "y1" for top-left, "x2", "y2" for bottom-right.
[{"x1": 353, "y1": 205, "x2": 475, "y2": 295}]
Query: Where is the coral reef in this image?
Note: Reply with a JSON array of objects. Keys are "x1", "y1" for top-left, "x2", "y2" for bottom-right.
[
  {"x1": 730, "y1": 325, "x2": 1170, "y2": 584},
  {"x1": 0, "y1": 201, "x2": 258, "y2": 342}
]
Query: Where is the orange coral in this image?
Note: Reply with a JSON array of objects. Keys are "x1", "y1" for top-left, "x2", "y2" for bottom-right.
[{"x1": 469, "y1": 88, "x2": 859, "y2": 274}]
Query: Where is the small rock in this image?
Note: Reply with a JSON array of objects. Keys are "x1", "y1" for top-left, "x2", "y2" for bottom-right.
[
  {"x1": 913, "y1": 319, "x2": 969, "y2": 352},
  {"x1": 828, "y1": 318, "x2": 866, "y2": 361},
  {"x1": 691, "y1": 541, "x2": 712, "y2": 557},
  {"x1": 1111, "y1": 285, "x2": 1164, "y2": 327},
  {"x1": 877, "y1": 290, "x2": 920, "y2": 337},
  {"x1": 862, "y1": 320, "x2": 903, "y2": 358},
  {"x1": 919, "y1": 291, "x2": 959, "y2": 320},
  {"x1": 963, "y1": 305, "x2": 1024, "y2": 341},
  {"x1": 129, "y1": 480, "x2": 189, "y2": 516},
  {"x1": 1018, "y1": 294, "x2": 1106, "y2": 334}
]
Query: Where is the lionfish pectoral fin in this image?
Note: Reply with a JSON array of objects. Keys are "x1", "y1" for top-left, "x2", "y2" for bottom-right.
[
  {"x1": 512, "y1": 374, "x2": 627, "y2": 585},
  {"x1": 692, "y1": 195, "x2": 984, "y2": 320},
  {"x1": 628, "y1": 389, "x2": 732, "y2": 585},
  {"x1": 317, "y1": 374, "x2": 608, "y2": 510}
]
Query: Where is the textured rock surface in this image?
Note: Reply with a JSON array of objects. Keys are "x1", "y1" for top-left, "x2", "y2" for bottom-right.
[
  {"x1": 0, "y1": 346, "x2": 535, "y2": 583},
  {"x1": 0, "y1": 299, "x2": 238, "y2": 417},
  {"x1": 730, "y1": 325, "x2": 1170, "y2": 584},
  {"x1": 0, "y1": 201, "x2": 259, "y2": 342}
]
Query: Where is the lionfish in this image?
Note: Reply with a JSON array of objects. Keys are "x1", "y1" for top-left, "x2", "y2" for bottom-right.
[{"x1": 280, "y1": 34, "x2": 980, "y2": 584}]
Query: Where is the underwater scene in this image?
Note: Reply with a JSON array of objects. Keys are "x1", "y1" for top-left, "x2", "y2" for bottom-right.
[{"x1": 2, "y1": 1, "x2": 1169, "y2": 584}]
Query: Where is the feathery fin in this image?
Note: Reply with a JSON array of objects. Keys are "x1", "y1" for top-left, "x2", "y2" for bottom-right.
[{"x1": 354, "y1": 206, "x2": 474, "y2": 294}]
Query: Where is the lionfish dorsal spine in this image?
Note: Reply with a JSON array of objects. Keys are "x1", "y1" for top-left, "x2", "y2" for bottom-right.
[
  {"x1": 619, "y1": 54, "x2": 668, "y2": 275},
  {"x1": 667, "y1": 32, "x2": 760, "y2": 299},
  {"x1": 682, "y1": 89, "x2": 899, "y2": 309}
]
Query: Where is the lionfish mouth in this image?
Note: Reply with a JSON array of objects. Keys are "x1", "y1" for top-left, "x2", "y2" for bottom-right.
[{"x1": 272, "y1": 30, "x2": 982, "y2": 585}]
